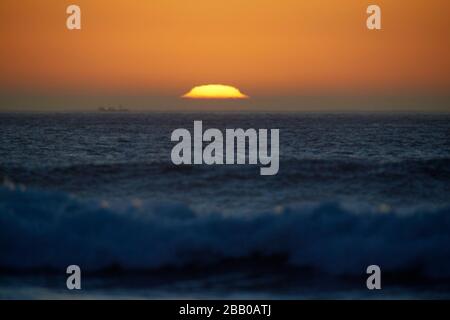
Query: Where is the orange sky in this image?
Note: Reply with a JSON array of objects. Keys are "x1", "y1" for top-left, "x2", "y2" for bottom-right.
[{"x1": 0, "y1": 0, "x2": 449, "y2": 111}]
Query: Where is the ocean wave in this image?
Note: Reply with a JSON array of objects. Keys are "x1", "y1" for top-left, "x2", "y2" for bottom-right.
[
  {"x1": 1, "y1": 185, "x2": 450, "y2": 279},
  {"x1": 1, "y1": 157, "x2": 449, "y2": 184}
]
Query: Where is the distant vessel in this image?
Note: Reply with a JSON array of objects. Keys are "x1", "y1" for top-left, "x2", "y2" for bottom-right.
[{"x1": 98, "y1": 105, "x2": 129, "y2": 112}]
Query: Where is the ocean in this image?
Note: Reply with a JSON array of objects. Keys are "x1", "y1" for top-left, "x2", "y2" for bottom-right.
[{"x1": 1, "y1": 112, "x2": 450, "y2": 299}]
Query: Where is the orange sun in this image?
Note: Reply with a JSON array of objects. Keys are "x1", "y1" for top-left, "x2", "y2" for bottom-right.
[{"x1": 182, "y1": 84, "x2": 249, "y2": 99}]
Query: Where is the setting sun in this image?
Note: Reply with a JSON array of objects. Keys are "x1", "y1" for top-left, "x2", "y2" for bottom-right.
[{"x1": 182, "y1": 85, "x2": 249, "y2": 99}]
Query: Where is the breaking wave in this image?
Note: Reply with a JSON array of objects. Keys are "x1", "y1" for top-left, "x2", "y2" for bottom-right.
[{"x1": 1, "y1": 185, "x2": 450, "y2": 279}]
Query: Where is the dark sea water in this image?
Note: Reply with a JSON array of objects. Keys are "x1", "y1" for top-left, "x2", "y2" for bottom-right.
[{"x1": 1, "y1": 112, "x2": 450, "y2": 299}]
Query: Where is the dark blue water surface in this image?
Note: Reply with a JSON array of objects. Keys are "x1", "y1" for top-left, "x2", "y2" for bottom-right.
[
  {"x1": 1, "y1": 112, "x2": 449, "y2": 212},
  {"x1": 1, "y1": 112, "x2": 450, "y2": 298}
]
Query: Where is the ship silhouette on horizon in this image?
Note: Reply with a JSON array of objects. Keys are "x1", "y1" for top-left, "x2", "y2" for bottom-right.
[{"x1": 98, "y1": 105, "x2": 129, "y2": 112}]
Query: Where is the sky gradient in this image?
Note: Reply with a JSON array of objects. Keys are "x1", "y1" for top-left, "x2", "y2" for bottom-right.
[{"x1": 1, "y1": 0, "x2": 449, "y2": 111}]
